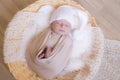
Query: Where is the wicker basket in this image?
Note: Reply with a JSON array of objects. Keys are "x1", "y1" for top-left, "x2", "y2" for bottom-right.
[{"x1": 4, "y1": 0, "x2": 104, "y2": 80}]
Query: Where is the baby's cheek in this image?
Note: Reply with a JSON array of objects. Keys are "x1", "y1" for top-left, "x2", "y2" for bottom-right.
[
  {"x1": 52, "y1": 26, "x2": 59, "y2": 33},
  {"x1": 66, "y1": 27, "x2": 72, "y2": 33},
  {"x1": 51, "y1": 26, "x2": 56, "y2": 31},
  {"x1": 54, "y1": 27, "x2": 58, "y2": 32}
]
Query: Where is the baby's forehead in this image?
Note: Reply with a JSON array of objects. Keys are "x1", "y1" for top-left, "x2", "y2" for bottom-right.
[{"x1": 53, "y1": 19, "x2": 70, "y2": 24}]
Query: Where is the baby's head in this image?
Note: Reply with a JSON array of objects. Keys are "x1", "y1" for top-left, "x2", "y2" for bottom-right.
[
  {"x1": 49, "y1": 5, "x2": 78, "y2": 35},
  {"x1": 50, "y1": 19, "x2": 72, "y2": 35}
]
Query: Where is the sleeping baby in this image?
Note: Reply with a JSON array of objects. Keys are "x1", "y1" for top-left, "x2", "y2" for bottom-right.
[
  {"x1": 25, "y1": 5, "x2": 91, "y2": 80},
  {"x1": 37, "y1": 19, "x2": 72, "y2": 59},
  {"x1": 37, "y1": 5, "x2": 79, "y2": 59}
]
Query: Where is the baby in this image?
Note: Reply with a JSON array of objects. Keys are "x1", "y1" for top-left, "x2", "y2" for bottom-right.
[
  {"x1": 36, "y1": 5, "x2": 78, "y2": 59},
  {"x1": 25, "y1": 5, "x2": 89, "y2": 80},
  {"x1": 37, "y1": 19, "x2": 72, "y2": 59}
]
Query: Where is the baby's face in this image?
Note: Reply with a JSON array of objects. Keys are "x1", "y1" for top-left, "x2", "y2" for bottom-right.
[{"x1": 51, "y1": 19, "x2": 72, "y2": 35}]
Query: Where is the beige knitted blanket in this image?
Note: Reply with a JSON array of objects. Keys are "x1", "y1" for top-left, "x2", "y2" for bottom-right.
[{"x1": 93, "y1": 39, "x2": 120, "y2": 80}]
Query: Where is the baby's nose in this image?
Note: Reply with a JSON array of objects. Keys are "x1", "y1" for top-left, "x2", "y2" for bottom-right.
[{"x1": 61, "y1": 24, "x2": 65, "y2": 28}]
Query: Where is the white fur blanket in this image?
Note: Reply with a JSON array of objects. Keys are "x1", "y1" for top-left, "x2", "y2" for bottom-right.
[{"x1": 4, "y1": 5, "x2": 104, "y2": 80}]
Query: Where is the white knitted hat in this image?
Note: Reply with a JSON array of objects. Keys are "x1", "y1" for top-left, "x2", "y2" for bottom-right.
[{"x1": 49, "y1": 5, "x2": 80, "y2": 29}]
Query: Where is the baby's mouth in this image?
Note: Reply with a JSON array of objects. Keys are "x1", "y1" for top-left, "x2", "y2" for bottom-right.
[{"x1": 59, "y1": 29, "x2": 65, "y2": 32}]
